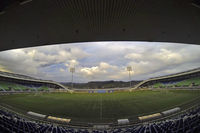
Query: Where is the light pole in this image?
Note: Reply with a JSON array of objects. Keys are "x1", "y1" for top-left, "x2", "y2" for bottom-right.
[
  {"x1": 70, "y1": 67, "x2": 75, "y2": 89},
  {"x1": 127, "y1": 66, "x2": 132, "y2": 89}
]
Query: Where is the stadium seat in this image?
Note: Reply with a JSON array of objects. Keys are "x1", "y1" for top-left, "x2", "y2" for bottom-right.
[{"x1": 0, "y1": 106, "x2": 200, "y2": 133}]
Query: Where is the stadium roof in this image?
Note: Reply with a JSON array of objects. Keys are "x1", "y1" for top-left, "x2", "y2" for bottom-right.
[
  {"x1": 0, "y1": 71, "x2": 37, "y2": 80},
  {"x1": 0, "y1": 0, "x2": 200, "y2": 51}
]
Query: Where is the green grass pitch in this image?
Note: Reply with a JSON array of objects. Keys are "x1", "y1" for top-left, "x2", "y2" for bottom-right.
[{"x1": 0, "y1": 90, "x2": 200, "y2": 123}]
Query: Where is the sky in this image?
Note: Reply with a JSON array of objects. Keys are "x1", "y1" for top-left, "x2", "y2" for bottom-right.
[{"x1": 0, "y1": 41, "x2": 200, "y2": 83}]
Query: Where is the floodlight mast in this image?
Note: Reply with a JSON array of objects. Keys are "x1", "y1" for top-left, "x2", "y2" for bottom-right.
[
  {"x1": 70, "y1": 67, "x2": 75, "y2": 89},
  {"x1": 127, "y1": 66, "x2": 132, "y2": 89}
]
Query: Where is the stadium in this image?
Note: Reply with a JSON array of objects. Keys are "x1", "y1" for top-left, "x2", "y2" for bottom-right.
[
  {"x1": 0, "y1": 0, "x2": 200, "y2": 133},
  {"x1": 0, "y1": 67, "x2": 200, "y2": 132}
]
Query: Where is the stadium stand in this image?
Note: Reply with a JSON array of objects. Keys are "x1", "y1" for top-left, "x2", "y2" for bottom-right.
[
  {"x1": 0, "y1": 81, "x2": 31, "y2": 91},
  {"x1": 175, "y1": 78, "x2": 200, "y2": 87},
  {"x1": 132, "y1": 68, "x2": 200, "y2": 90},
  {"x1": 0, "y1": 106, "x2": 200, "y2": 133},
  {"x1": 0, "y1": 71, "x2": 71, "y2": 92},
  {"x1": 0, "y1": 81, "x2": 50, "y2": 92},
  {"x1": 152, "y1": 77, "x2": 200, "y2": 89}
]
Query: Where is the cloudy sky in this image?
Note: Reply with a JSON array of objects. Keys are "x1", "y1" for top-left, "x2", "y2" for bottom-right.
[{"x1": 0, "y1": 41, "x2": 200, "y2": 82}]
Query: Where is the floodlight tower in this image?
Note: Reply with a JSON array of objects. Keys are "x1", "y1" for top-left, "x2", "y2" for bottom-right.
[
  {"x1": 70, "y1": 67, "x2": 75, "y2": 89},
  {"x1": 127, "y1": 66, "x2": 132, "y2": 89}
]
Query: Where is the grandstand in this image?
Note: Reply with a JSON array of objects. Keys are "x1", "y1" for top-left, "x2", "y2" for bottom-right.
[
  {"x1": 152, "y1": 77, "x2": 200, "y2": 89},
  {"x1": 0, "y1": 81, "x2": 33, "y2": 91},
  {"x1": 0, "y1": 71, "x2": 71, "y2": 93},
  {"x1": 0, "y1": 104, "x2": 200, "y2": 132},
  {"x1": 132, "y1": 67, "x2": 200, "y2": 90}
]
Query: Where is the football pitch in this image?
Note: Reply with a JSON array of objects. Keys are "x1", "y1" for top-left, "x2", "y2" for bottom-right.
[{"x1": 0, "y1": 89, "x2": 200, "y2": 123}]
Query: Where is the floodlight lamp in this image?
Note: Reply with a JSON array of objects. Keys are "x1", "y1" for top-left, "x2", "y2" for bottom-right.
[
  {"x1": 127, "y1": 66, "x2": 132, "y2": 71},
  {"x1": 70, "y1": 67, "x2": 75, "y2": 73}
]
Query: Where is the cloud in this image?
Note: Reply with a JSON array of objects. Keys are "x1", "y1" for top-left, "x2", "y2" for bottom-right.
[
  {"x1": 65, "y1": 59, "x2": 79, "y2": 68},
  {"x1": 80, "y1": 62, "x2": 111, "y2": 79},
  {"x1": 0, "y1": 49, "x2": 39, "y2": 75},
  {"x1": 125, "y1": 53, "x2": 142, "y2": 60},
  {"x1": 0, "y1": 65, "x2": 10, "y2": 72},
  {"x1": 59, "y1": 68, "x2": 65, "y2": 72},
  {"x1": 124, "y1": 44, "x2": 200, "y2": 79},
  {"x1": 80, "y1": 62, "x2": 131, "y2": 81},
  {"x1": 0, "y1": 45, "x2": 88, "y2": 79},
  {"x1": 0, "y1": 42, "x2": 200, "y2": 82}
]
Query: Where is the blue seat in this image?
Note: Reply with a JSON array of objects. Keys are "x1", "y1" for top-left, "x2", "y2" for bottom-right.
[{"x1": 1, "y1": 107, "x2": 200, "y2": 133}]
